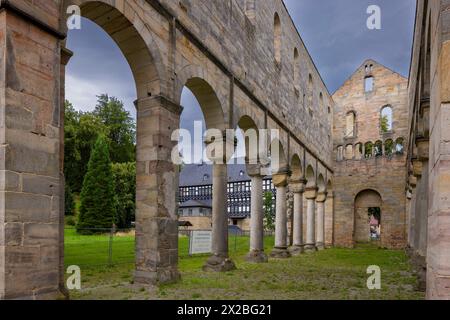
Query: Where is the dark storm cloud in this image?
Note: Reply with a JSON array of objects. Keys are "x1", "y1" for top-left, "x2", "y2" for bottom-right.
[
  {"x1": 284, "y1": 0, "x2": 416, "y2": 93},
  {"x1": 66, "y1": 18, "x2": 136, "y2": 116},
  {"x1": 65, "y1": 1, "x2": 417, "y2": 120}
]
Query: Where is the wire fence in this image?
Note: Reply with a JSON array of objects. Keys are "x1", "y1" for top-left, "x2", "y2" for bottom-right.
[{"x1": 64, "y1": 227, "x2": 275, "y2": 268}]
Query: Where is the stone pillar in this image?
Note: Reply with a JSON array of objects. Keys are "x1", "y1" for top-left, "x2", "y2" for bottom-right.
[
  {"x1": 0, "y1": 8, "x2": 64, "y2": 299},
  {"x1": 325, "y1": 191, "x2": 335, "y2": 248},
  {"x1": 289, "y1": 180, "x2": 305, "y2": 255},
  {"x1": 408, "y1": 175, "x2": 417, "y2": 249},
  {"x1": 204, "y1": 134, "x2": 236, "y2": 272},
  {"x1": 304, "y1": 187, "x2": 318, "y2": 253},
  {"x1": 270, "y1": 172, "x2": 291, "y2": 258},
  {"x1": 246, "y1": 165, "x2": 268, "y2": 263},
  {"x1": 134, "y1": 96, "x2": 181, "y2": 286},
  {"x1": 316, "y1": 192, "x2": 327, "y2": 251}
]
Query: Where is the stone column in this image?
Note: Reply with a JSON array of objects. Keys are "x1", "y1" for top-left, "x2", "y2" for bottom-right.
[
  {"x1": 246, "y1": 165, "x2": 268, "y2": 263},
  {"x1": 270, "y1": 172, "x2": 291, "y2": 258},
  {"x1": 134, "y1": 96, "x2": 181, "y2": 286},
  {"x1": 325, "y1": 191, "x2": 335, "y2": 248},
  {"x1": 0, "y1": 8, "x2": 65, "y2": 299},
  {"x1": 316, "y1": 192, "x2": 327, "y2": 251},
  {"x1": 204, "y1": 134, "x2": 236, "y2": 272},
  {"x1": 289, "y1": 180, "x2": 306, "y2": 255},
  {"x1": 408, "y1": 175, "x2": 417, "y2": 249},
  {"x1": 304, "y1": 187, "x2": 318, "y2": 253}
]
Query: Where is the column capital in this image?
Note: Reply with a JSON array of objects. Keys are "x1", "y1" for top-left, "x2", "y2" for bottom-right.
[
  {"x1": 246, "y1": 164, "x2": 263, "y2": 177},
  {"x1": 415, "y1": 138, "x2": 429, "y2": 161},
  {"x1": 304, "y1": 187, "x2": 318, "y2": 200},
  {"x1": 409, "y1": 175, "x2": 417, "y2": 188},
  {"x1": 272, "y1": 172, "x2": 289, "y2": 188},
  {"x1": 61, "y1": 47, "x2": 73, "y2": 66},
  {"x1": 289, "y1": 179, "x2": 306, "y2": 193},
  {"x1": 134, "y1": 95, "x2": 184, "y2": 115},
  {"x1": 411, "y1": 158, "x2": 423, "y2": 178},
  {"x1": 316, "y1": 192, "x2": 328, "y2": 203}
]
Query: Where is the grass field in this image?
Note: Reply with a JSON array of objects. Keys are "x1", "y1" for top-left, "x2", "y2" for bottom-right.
[{"x1": 64, "y1": 229, "x2": 425, "y2": 300}]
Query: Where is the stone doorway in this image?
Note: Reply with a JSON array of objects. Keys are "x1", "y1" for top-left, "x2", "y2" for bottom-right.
[{"x1": 354, "y1": 190, "x2": 382, "y2": 243}]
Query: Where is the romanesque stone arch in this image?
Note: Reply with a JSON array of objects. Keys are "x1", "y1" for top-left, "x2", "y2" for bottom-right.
[{"x1": 63, "y1": 0, "x2": 168, "y2": 98}]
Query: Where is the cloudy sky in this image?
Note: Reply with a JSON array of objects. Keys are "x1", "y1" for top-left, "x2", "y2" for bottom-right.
[{"x1": 65, "y1": 0, "x2": 416, "y2": 162}]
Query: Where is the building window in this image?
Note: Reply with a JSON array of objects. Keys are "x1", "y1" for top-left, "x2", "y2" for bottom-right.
[
  {"x1": 245, "y1": 0, "x2": 256, "y2": 22},
  {"x1": 345, "y1": 111, "x2": 356, "y2": 138},
  {"x1": 395, "y1": 138, "x2": 404, "y2": 154},
  {"x1": 385, "y1": 139, "x2": 394, "y2": 156},
  {"x1": 374, "y1": 141, "x2": 383, "y2": 157},
  {"x1": 365, "y1": 142, "x2": 374, "y2": 159},
  {"x1": 239, "y1": 170, "x2": 245, "y2": 177},
  {"x1": 365, "y1": 76, "x2": 374, "y2": 92},
  {"x1": 274, "y1": 13, "x2": 281, "y2": 64},
  {"x1": 308, "y1": 74, "x2": 313, "y2": 108},
  {"x1": 381, "y1": 106, "x2": 393, "y2": 133},
  {"x1": 294, "y1": 48, "x2": 300, "y2": 96},
  {"x1": 188, "y1": 209, "x2": 193, "y2": 216}
]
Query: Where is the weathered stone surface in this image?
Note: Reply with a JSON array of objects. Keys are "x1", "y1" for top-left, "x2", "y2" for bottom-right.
[{"x1": 332, "y1": 60, "x2": 409, "y2": 249}]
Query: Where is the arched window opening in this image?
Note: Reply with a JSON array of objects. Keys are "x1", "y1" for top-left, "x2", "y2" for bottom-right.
[
  {"x1": 345, "y1": 144, "x2": 353, "y2": 160},
  {"x1": 374, "y1": 141, "x2": 383, "y2": 157},
  {"x1": 365, "y1": 142, "x2": 373, "y2": 159},
  {"x1": 345, "y1": 112, "x2": 356, "y2": 138},
  {"x1": 274, "y1": 13, "x2": 281, "y2": 64},
  {"x1": 395, "y1": 138, "x2": 405, "y2": 155},
  {"x1": 385, "y1": 139, "x2": 394, "y2": 157},
  {"x1": 293, "y1": 48, "x2": 300, "y2": 96},
  {"x1": 355, "y1": 143, "x2": 363, "y2": 159},
  {"x1": 381, "y1": 106, "x2": 393, "y2": 133},
  {"x1": 308, "y1": 74, "x2": 313, "y2": 108},
  {"x1": 365, "y1": 76, "x2": 374, "y2": 92},
  {"x1": 337, "y1": 146, "x2": 344, "y2": 162}
]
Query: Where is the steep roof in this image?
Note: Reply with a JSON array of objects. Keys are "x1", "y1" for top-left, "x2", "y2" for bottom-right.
[{"x1": 179, "y1": 161, "x2": 252, "y2": 187}]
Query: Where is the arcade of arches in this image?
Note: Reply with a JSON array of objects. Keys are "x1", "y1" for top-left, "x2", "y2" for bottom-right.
[{"x1": 0, "y1": 0, "x2": 448, "y2": 300}]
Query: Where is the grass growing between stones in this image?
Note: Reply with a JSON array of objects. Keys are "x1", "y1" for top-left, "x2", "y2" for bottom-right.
[{"x1": 65, "y1": 230, "x2": 424, "y2": 300}]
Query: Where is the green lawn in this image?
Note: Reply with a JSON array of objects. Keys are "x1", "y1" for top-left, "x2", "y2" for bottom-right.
[{"x1": 64, "y1": 229, "x2": 424, "y2": 300}]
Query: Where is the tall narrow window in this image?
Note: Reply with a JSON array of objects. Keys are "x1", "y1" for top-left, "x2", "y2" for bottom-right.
[
  {"x1": 274, "y1": 13, "x2": 281, "y2": 64},
  {"x1": 381, "y1": 106, "x2": 393, "y2": 133},
  {"x1": 395, "y1": 138, "x2": 404, "y2": 154},
  {"x1": 308, "y1": 74, "x2": 313, "y2": 107},
  {"x1": 374, "y1": 141, "x2": 383, "y2": 157},
  {"x1": 245, "y1": 0, "x2": 256, "y2": 22},
  {"x1": 365, "y1": 142, "x2": 373, "y2": 159},
  {"x1": 293, "y1": 48, "x2": 300, "y2": 95},
  {"x1": 320, "y1": 93, "x2": 324, "y2": 110},
  {"x1": 365, "y1": 76, "x2": 374, "y2": 92},
  {"x1": 385, "y1": 139, "x2": 394, "y2": 156},
  {"x1": 345, "y1": 112, "x2": 356, "y2": 138}
]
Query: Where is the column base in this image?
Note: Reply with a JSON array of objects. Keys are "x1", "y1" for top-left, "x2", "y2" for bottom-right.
[
  {"x1": 316, "y1": 243, "x2": 325, "y2": 251},
  {"x1": 270, "y1": 247, "x2": 291, "y2": 259},
  {"x1": 134, "y1": 267, "x2": 181, "y2": 286},
  {"x1": 203, "y1": 255, "x2": 236, "y2": 272},
  {"x1": 289, "y1": 245, "x2": 304, "y2": 255},
  {"x1": 1, "y1": 288, "x2": 67, "y2": 301},
  {"x1": 246, "y1": 250, "x2": 269, "y2": 263},
  {"x1": 304, "y1": 244, "x2": 317, "y2": 253}
]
